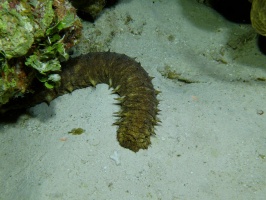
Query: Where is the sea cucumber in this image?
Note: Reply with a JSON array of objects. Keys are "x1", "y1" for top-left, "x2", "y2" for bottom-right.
[{"x1": 0, "y1": 52, "x2": 160, "y2": 152}]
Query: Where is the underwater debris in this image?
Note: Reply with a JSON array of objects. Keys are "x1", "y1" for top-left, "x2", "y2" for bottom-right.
[{"x1": 68, "y1": 128, "x2": 85, "y2": 135}]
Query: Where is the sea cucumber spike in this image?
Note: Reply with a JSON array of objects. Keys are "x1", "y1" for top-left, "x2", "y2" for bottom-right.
[
  {"x1": 114, "y1": 97, "x2": 121, "y2": 101},
  {"x1": 114, "y1": 101, "x2": 122, "y2": 106},
  {"x1": 155, "y1": 90, "x2": 161, "y2": 95},
  {"x1": 113, "y1": 111, "x2": 122, "y2": 117},
  {"x1": 111, "y1": 85, "x2": 121, "y2": 93},
  {"x1": 156, "y1": 108, "x2": 161, "y2": 113},
  {"x1": 114, "y1": 97, "x2": 125, "y2": 102},
  {"x1": 156, "y1": 118, "x2": 162, "y2": 124},
  {"x1": 108, "y1": 78, "x2": 112, "y2": 88},
  {"x1": 112, "y1": 121, "x2": 120, "y2": 126},
  {"x1": 89, "y1": 77, "x2": 97, "y2": 87}
]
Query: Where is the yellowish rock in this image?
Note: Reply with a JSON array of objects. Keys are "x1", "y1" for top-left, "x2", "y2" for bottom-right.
[{"x1": 250, "y1": 0, "x2": 266, "y2": 36}]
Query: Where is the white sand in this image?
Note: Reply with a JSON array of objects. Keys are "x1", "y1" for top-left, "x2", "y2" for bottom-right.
[{"x1": 1, "y1": 0, "x2": 266, "y2": 199}]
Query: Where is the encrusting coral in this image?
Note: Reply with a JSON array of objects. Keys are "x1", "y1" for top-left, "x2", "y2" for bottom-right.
[{"x1": 0, "y1": 0, "x2": 82, "y2": 105}]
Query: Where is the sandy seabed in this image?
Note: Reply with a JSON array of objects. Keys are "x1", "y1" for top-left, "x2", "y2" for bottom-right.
[{"x1": 1, "y1": 0, "x2": 266, "y2": 199}]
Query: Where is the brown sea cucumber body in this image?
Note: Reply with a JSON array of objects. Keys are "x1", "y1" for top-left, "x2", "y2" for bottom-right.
[{"x1": 0, "y1": 52, "x2": 160, "y2": 152}]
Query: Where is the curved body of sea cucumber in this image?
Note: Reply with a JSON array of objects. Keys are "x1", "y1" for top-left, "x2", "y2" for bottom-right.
[{"x1": 0, "y1": 52, "x2": 160, "y2": 152}]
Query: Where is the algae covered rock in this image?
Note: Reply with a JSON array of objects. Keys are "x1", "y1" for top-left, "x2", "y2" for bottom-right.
[
  {"x1": 250, "y1": 0, "x2": 266, "y2": 36},
  {"x1": 0, "y1": 2, "x2": 34, "y2": 59},
  {"x1": 0, "y1": 0, "x2": 82, "y2": 106}
]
